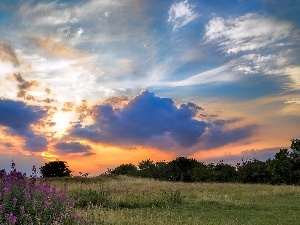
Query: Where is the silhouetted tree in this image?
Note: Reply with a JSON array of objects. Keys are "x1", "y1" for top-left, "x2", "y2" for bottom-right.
[
  {"x1": 213, "y1": 160, "x2": 237, "y2": 182},
  {"x1": 168, "y1": 157, "x2": 199, "y2": 182},
  {"x1": 107, "y1": 139, "x2": 300, "y2": 184},
  {"x1": 40, "y1": 160, "x2": 72, "y2": 177},
  {"x1": 138, "y1": 159, "x2": 156, "y2": 178},
  {"x1": 191, "y1": 162, "x2": 212, "y2": 182},
  {"x1": 153, "y1": 161, "x2": 172, "y2": 180},
  {"x1": 110, "y1": 163, "x2": 138, "y2": 176},
  {"x1": 266, "y1": 149, "x2": 293, "y2": 184},
  {"x1": 290, "y1": 139, "x2": 300, "y2": 184}
]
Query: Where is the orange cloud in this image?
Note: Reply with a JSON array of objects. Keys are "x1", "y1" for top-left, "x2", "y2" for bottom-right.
[
  {"x1": 31, "y1": 38, "x2": 87, "y2": 59},
  {"x1": 0, "y1": 40, "x2": 20, "y2": 66}
]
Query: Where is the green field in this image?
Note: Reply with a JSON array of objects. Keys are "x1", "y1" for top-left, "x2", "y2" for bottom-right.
[{"x1": 50, "y1": 175, "x2": 300, "y2": 225}]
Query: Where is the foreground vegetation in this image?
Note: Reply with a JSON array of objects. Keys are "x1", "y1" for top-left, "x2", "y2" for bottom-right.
[
  {"x1": 57, "y1": 175, "x2": 300, "y2": 225},
  {"x1": 0, "y1": 164, "x2": 89, "y2": 225},
  {"x1": 2, "y1": 168, "x2": 300, "y2": 224}
]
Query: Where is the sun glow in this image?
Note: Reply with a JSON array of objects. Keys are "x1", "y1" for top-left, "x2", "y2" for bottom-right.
[{"x1": 51, "y1": 111, "x2": 75, "y2": 136}]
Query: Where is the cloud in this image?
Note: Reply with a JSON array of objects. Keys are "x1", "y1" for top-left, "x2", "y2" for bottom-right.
[
  {"x1": 168, "y1": 0, "x2": 198, "y2": 31},
  {"x1": 204, "y1": 13, "x2": 293, "y2": 54},
  {"x1": 202, "y1": 147, "x2": 281, "y2": 165},
  {"x1": 160, "y1": 62, "x2": 236, "y2": 87},
  {"x1": 54, "y1": 141, "x2": 93, "y2": 155},
  {"x1": 13, "y1": 73, "x2": 39, "y2": 101},
  {"x1": 0, "y1": 99, "x2": 47, "y2": 151},
  {"x1": 30, "y1": 37, "x2": 87, "y2": 59},
  {"x1": 3, "y1": 142, "x2": 14, "y2": 148},
  {"x1": 71, "y1": 90, "x2": 207, "y2": 149},
  {"x1": 0, "y1": 40, "x2": 20, "y2": 66},
  {"x1": 69, "y1": 91, "x2": 256, "y2": 153},
  {"x1": 17, "y1": 1, "x2": 74, "y2": 27},
  {"x1": 284, "y1": 99, "x2": 300, "y2": 105},
  {"x1": 198, "y1": 124, "x2": 257, "y2": 150}
]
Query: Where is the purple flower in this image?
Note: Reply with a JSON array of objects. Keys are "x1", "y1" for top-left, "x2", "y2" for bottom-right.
[
  {"x1": 3, "y1": 185, "x2": 10, "y2": 193},
  {"x1": 13, "y1": 197, "x2": 17, "y2": 203},
  {"x1": 5, "y1": 213, "x2": 17, "y2": 225},
  {"x1": 44, "y1": 197, "x2": 50, "y2": 205}
]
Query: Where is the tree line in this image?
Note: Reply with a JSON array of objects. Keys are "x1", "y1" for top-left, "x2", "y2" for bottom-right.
[
  {"x1": 13, "y1": 139, "x2": 298, "y2": 185},
  {"x1": 108, "y1": 139, "x2": 300, "y2": 185}
]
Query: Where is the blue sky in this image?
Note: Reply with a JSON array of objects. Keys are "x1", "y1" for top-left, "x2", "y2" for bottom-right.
[{"x1": 0, "y1": 0, "x2": 299, "y2": 175}]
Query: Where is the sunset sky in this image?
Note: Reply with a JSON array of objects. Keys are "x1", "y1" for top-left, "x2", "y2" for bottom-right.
[{"x1": 0, "y1": 0, "x2": 299, "y2": 176}]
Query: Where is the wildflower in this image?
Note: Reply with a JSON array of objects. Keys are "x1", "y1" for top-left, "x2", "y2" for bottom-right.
[
  {"x1": 44, "y1": 197, "x2": 50, "y2": 205},
  {"x1": 51, "y1": 185, "x2": 56, "y2": 195},
  {"x1": 13, "y1": 197, "x2": 18, "y2": 203},
  {"x1": 25, "y1": 193, "x2": 31, "y2": 199},
  {"x1": 3, "y1": 185, "x2": 10, "y2": 193},
  {"x1": 5, "y1": 213, "x2": 17, "y2": 225}
]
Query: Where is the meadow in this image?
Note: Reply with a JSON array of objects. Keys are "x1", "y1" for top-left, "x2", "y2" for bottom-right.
[{"x1": 54, "y1": 175, "x2": 300, "y2": 225}]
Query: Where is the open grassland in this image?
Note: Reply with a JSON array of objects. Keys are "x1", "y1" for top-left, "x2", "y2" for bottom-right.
[{"x1": 52, "y1": 175, "x2": 300, "y2": 225}]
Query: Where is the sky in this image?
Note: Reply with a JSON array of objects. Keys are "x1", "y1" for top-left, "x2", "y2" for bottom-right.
[{"x1": 0, "y1": 0, "x2": 299, "y2": 176}]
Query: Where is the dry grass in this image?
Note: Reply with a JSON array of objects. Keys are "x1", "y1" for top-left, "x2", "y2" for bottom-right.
[{"x1": 51, "y1": 175, "x2": 300, "y2": 224}]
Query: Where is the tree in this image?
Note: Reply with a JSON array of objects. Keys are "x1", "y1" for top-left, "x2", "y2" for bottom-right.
[
  {"x1": 110, "y1": 163, "x2": 138, "y2": 176},
  {"x1": 214, "y1": 160, "x2": 237, "y2": 182},
  {"x1": 168, "y1": 157, "x2": 199, "y2": 182},
  {"x1": 290, "y1": 139, "x2": 300, "y2": 184},
  {"x1": 191, "y1": 162, "x2": 212, "y2": 182},
  {"x1": 153, "y1": 161, "x2": 172, "y2": 180},
  {"x1": 265, "y1": 139, "x2": 300, "y2": 184},
  {"x1": 237, "y1": 159, "x2": 270, "y2": 183},
  {"x1": 266, "y1": 149, "x2": 293, "y2": 184},
  {"x1": 138, "y1": 159, "x2": 156, "y2": 178},
  {"x1": 40, "y1": 160, "x2": 72, "y2": 177}
]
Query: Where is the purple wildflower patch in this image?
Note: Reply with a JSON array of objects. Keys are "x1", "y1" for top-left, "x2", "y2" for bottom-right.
[{"x1": 0, "y1": 162, "x2": 90, "y2": 224}]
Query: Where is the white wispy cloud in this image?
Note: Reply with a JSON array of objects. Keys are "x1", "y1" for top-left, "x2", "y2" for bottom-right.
[
  {"x1": 203, "y1": 13, "x2": 300, "y2": 91},
  {"x1": 18, "y1": 2, "x2": 74, "y2": 27},
  {"x1": 160, "y1": 62, "x2": 236, "y2": 87},
  {"x1": 233, "y1": 51, "x2": 289, "y2": 75},
  {"x1": 168, "y1": 0, "x2": 198, "y2": 31},
  {"x1": 204, "y1": 13, "x2": 292, "y2": 54}
]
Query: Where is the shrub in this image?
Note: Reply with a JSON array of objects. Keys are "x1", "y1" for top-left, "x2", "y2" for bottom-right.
[
  {"x1": 0, "y1": 163, "x2": 89, "y2": 225},
  {"x1": 40, "y1": 160, "x2": 72, "y2": 178}
]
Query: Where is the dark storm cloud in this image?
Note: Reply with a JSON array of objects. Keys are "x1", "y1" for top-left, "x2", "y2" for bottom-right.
[
  {"x1": 54, "y1": 141, "x2": 93, "y2": 155},
  {"x1": 71, "y1": 90, "x2": 207, "y2": 149},
  {"x1": 0, "y1": 99, "x2": 47, "y2": 151},
  {"x1": 198, "y1": 123, "x2": 257, "y2": 150}
]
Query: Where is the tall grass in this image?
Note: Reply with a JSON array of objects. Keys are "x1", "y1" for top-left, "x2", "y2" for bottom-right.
[
  {"x1": 2, "y1": 167, "x2": 300, "y2": 225},
  {"x1": 58, "y1": 175, "x2": 300, "y2": 225}
]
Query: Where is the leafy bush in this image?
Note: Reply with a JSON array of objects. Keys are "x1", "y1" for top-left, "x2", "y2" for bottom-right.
[
  {"x1": 0, "y1": 163, "x2": 89, "y2": 225},
  {"x1": 40, "y1": 160, "x2": 72, "y2": 178}
]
